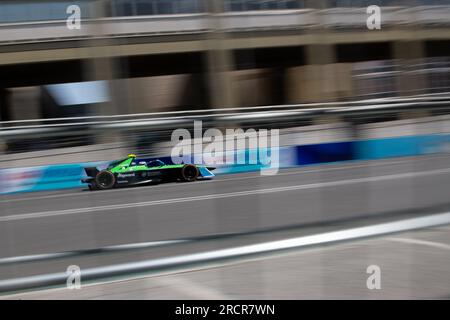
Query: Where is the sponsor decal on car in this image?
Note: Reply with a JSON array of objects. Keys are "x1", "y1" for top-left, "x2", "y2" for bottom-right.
[{"x1": 117, "y1": 173, "x2": 136, "y2": 178}]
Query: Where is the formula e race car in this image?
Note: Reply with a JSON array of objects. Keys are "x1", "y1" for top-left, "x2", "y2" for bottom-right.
[{"x1": 81, "y1": 154, "x2": 215, "y2": 190}]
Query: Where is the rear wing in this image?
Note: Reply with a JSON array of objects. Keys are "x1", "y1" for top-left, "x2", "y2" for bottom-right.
[{"x1": 84, "y1": 167, "x2": 99, "y2": 178}]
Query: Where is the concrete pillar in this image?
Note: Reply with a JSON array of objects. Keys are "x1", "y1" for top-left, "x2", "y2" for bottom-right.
[
  {"x1": 289, "y1": 1, "x2": 340, "y2": 103},
  {"x1": 84, "y1": 1, "x2": 124, "y2": 148},
  {"x1": 306, "y1": 44, "x2": 336, "y2": 66},
  {"x1": 230, "y1": 69, "x2": 273, "y2": 107},
  {"x1": 288, "y1": 0, "x2": 338, "y2": 104},
  {"x1": 83, "y1": 0, "x2": 124, "y2": 116},
  {"x1": 125, "y1": 75, "x2": 192, "y2": 113},
  {"x1": 0, "y1": 88, "x2": 10, "y2": 122},
  {"x1": 10, "y1": 87, "x2": 41, "y2": 120},
  {"x1": 305, "y1": 44, "x2": 338, "y2": 102},
  {"x1": 287, "y1": 62, "x2": 353, "y2": 103},
  {"x1": 392, "y1": 40, "x2": 427, "y2": 97},
  {"x1": 202, "y1": 0, "x2": 235, "y2": 109},
  {"x1": 0, "y1": 88, "x2": 11, "y2": 154}
]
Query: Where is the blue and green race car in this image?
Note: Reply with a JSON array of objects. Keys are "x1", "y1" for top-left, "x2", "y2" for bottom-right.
[{"x1": 82, "y1": 154, "x2": 215, "y2": 190}]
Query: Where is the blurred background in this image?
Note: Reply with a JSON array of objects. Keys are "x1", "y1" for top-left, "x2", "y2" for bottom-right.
[
  {"x1": 1, "y1": 0, "x2": 450, "y2": 160},
  {"x1": 0, "y1": 0, "x2": 450, "y2": 299}
]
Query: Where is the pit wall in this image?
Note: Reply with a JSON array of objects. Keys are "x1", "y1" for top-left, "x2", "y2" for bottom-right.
[{"x1": 2, "y1": 133, "x2": 449, "y2": 195}]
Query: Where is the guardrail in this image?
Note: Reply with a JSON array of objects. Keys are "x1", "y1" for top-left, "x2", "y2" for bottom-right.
[
  {"x1": 1, "y1": 211, "x2": 449, "y2": 294},
  {"x1": 2, "y1": 94, "x2": 450, "y2": 140}
]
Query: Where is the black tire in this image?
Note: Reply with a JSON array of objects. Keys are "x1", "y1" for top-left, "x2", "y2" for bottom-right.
[
  {"x1": 180, "y1": 164, "x2": 199, "y2": 182},
  {"x1": 95, "y1": 170, "x2": 116, "y2": 190},
  {"x1": 88, "y1": 183, "x2": 99, "y2": 191}
]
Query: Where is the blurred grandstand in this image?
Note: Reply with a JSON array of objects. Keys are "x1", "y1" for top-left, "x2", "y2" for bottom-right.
[{"x1": 1, "y1": 1, "x2": 450, "y2": 160}]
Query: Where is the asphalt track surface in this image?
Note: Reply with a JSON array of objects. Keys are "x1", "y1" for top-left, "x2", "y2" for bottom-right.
[
  {"x1": 1, "y1": 154, "x2": 450, "y2": 292},
  {"x1": 3, "y1": 224, "x2": 449, "y2": 299}
]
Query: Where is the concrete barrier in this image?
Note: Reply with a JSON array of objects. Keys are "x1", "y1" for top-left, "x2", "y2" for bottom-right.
[{"x1": 1, "y1": 133, "x2": 449, "y2": 195}]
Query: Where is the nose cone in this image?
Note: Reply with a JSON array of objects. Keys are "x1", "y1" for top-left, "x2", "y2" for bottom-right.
[{"x1": 127, "y1": 154, "x2": 136, "y2": 158}]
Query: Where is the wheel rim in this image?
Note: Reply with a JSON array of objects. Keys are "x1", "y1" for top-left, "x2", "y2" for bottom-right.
[
  {"x1": 98, "y1": 172, "x2": 113, "y2": 188},
  {"x1": 183, "y1": 166, "x2": 198, "y2": 181}
]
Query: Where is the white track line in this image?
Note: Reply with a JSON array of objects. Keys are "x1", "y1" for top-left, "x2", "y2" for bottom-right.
[
  {"x1": 0, "y1": 156, "x2": 424, "y2": 204},
  {"x1": 387, "y1": 237, "x2": 450, "y2": 250},
  {"x1": 1, "y1": 166, "x2": 450, "y2": 223}
]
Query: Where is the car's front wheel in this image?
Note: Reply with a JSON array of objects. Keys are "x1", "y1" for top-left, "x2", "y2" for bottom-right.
[
  {"x1": 95, "y1": 170, "x2": 116, "y2": 190},
  {"x1": 180, "y1": 164, "x2": 199, "y2": 182}
]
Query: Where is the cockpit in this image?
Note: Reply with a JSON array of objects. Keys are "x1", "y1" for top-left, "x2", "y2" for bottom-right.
[
  {"x1": 107, "y1": 154, "x2": 165, "y2": 169},
  {"x1": 146, "y1": 159, "x2": 165, "y2": 167}
]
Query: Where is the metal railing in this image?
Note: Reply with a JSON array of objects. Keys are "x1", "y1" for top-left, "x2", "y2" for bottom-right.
[
  {"x1": 1, "y1": 93, "x2": 450, "y2": 157},
  {"x1": 1, "y1": 211, "x2": 449, "y2": 294},
  {"x1": 2, "y1": 93, "x2": 450, "y2": 134},
  {"x1": 2, "y1": 5, "x2": 450, "y2": 44}
]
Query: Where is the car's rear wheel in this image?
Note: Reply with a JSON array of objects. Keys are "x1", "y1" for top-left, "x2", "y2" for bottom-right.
[
  {"x1": 180, "y1": 164, "x2": 199, "y2": 182},
  {"x1": 95, "y1": 171, "x2": 116, "y2": 190}
]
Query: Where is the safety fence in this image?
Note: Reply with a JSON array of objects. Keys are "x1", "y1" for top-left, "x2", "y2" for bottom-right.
[{"x1": 2, "y1": 132, "x2": 450, "y2": 194}]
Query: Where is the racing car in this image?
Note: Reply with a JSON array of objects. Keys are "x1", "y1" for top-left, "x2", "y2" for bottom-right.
[{"x1": 81, "y1": 154, "x2": 215, "y2": 190}]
